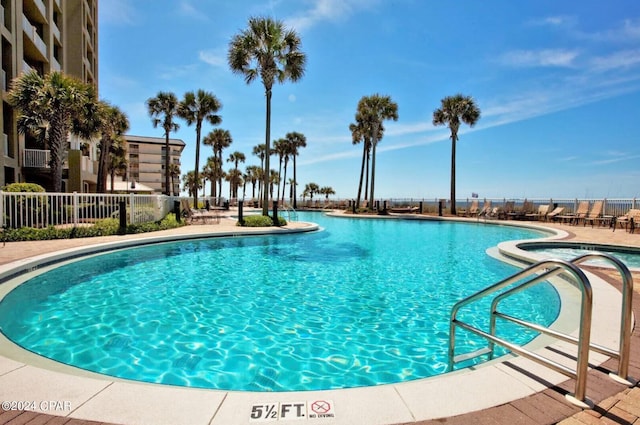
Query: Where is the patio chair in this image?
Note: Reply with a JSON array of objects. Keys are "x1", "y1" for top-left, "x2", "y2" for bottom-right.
[
  {"x1": 546, "y1": 206, "x2": 565, "y2": 222},
  {"x1": 556, "y1": 201, "x2": 590, "y2": 225},
  {"x1": 581, "y1": 200, "x2": 604, "y2": 227},
  {"x1": 614, "y1": 209, "x2": 640, "y2": 233},
  {"x1": 508, "y1": 200, "x2": 534, "y2": 220},
  {"x1": 525, "y1": 204, "x2": 550, "y2": 221},
  {"x1": 181, "y1": 199, "x2": 220, "y2": 224},
  {"x1": 477, "y1": 200, "x2": 492, "y2": 218},
  {"x1": 457, "y1": 199, "x2": 479, "y2": 217}
]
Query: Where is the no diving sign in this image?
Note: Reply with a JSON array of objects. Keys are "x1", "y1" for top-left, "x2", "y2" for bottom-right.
[{"x1": 249, "y1": 400, "x2": 335, "y2": 421}]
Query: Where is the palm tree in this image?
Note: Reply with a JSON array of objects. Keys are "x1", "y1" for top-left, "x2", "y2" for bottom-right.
[
  {"x1": 285, "y1": 132, "x2": 306, "y2": 208},
  {"x1": 228, "y1": 16, "x2": 306, "y2": 216},
  {"x1": 168, "y1": 163, "x2": 181, "y2": 196},
  {"x1": 355, "y1": 94, "x2": 398, "y2": 207},
  {"x1": 227, "y1": 151, "x2": 246, "y2": 198},
  {"x1": 272, "y1": 138, "x2": 288, "y2": 202},
  {"x1": 320, "y1": 186, "x2": 335, "y2": 200},
  {"x1": 96, "y1": 102, "x2": 129, "y2": 193},
  {"x1": 182, "y1": 171, "x2": 201, "y2": 199},
  {"x1": 304, "y1": 182, "x2": 320, "y2": 205},
  {"x1": 146, "y1": 91, "x2": 180, "y2": 195},
  {"x1": 433, "y1": 94, "x2": 481, "y2": 215},
  {"x1": 178, "y1": 90, "x2": 222, "y2": 205},
  {"x1": 245, "y1": 165, "x2": 260, "y2": 199},
  {"x1": 108, "y1": 137, "x2": 128, "y2": 193},
  {"x1": 226, "y1": 168, "x2": 243, "y2": 199},
  {"x1": 203, "y1": 128, "x2": 232, "y2": 202},
  {"x1": 349, "y1": 119, "x2": 372, "y2": 209},
  {"x1": 8, "y1": 70, "x2": 99, "y2": 192}
]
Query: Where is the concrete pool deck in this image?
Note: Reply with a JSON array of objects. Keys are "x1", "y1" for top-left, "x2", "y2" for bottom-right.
[{"x1": 1, "y1": 211, "x2": 640, "y2": 425}]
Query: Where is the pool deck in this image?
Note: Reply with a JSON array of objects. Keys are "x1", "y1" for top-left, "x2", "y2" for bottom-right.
[{"x1": 1, "y1": 211, "x2": 640, "y2": 425}]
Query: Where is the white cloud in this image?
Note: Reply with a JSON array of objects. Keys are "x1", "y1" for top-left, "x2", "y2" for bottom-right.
[
  {"x1": 199, "y1": 50, "x2": 227, "y2": 68},
  {"x1": 177, "y1": 1, "x2": 209, "y2": 21},
  {"x1": 499, "y1": 49, "x2": 580, "y2": 68},
  {"x1": 100, "y1": 0, "x2": 136, "y2": 25},
  {"x1": 527, "y1": 15, "x2": 576, "y2": 28},
  {"x1": 285, "y1": 0, "x2": 378, "y2": 32},
  {"x1": 589, "y1": 49, "x2": 640, "y2": 72}
]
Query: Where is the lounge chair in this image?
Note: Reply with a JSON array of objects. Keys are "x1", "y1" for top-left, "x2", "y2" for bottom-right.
[
  {"x1": 614, "y1": 209, "x2": 640, "y2": 233},
  {"x1": 508, "y1": 200, "x2": 534, "y2": 220},
  {"x1": 556, "y1": 201, "x2": 590, "y2": 225},
  {"x1": 457, "y1": 200, "x2": 479, "y2": 217},
  {"x1": 581, "y1": 200, "x2": 603, "y2": 227},
  {"x1": 181, "y1": 199, "x2": 220, "y2": 224},
  {"x1": 477, "y1": 200, "x2": 492, "y2": 218},
  {"x1": 525, "y1": 204, "x2": 550, "y2": 221},
  {"x1": 546, "y1": 206, "x2": 565, "y2": 222}
]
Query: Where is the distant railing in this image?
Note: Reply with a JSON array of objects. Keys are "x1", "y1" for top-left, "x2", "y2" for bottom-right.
[
  {"x1": 23, "y1": 149, "x2": 50, "y2": 168},
  {"x1": 0, "y1": 192, "x2": 180, "y2": 229}
]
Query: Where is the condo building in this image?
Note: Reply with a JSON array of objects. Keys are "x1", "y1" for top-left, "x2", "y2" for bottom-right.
[{"x1": 123, "y1": 135, "x2": 185, "y2": 196}]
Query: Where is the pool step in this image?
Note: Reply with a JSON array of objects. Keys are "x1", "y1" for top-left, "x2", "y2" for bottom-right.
[{"x1": 453, "y1": 347, "x2": 492, "y2": 363}]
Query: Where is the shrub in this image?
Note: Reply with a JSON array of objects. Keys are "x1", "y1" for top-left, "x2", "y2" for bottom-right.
[
  {"x1": 237, "y1": 214, "x2": 286, "y2": 227},
  {"x1": 2, "y1": 182, "x2": 46, "y2": 192},
  {"x1": 1, "y1": 214, "x2": 185, "y2": 242}
]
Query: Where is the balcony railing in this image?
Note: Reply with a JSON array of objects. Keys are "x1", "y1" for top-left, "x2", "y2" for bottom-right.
[
  {"x1": 22, "y1": 15, "x2": 47, "y2": 57},
  {"x1": 52, "y1": 21, "x2": 60, "y2": 41},
  {"x1": 23, "y1": 149, "x2": 50, "y2": 168},
  {"x1": 33, "y1": 0, "x2": 47, "y2": 21},
  {"x1": 3, "y1": 134, "x2": 8, "y2": 157},
  {"x1": 22, "y1": 60, "x2": 32, "y2": 74},
  {"x1": 52, "y1": 57, "x2": 61, "y2": 71}
]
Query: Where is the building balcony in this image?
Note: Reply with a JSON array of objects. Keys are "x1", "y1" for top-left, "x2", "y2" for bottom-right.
[
  {"x1": 22, "y1": 15, "x2": 47, "y2": 59},
  {"x1": 3, "y1": 134, "x2": 8, "y2": 157},
  {"x1": 51, "y1": 57, "x2": 61, "y2": 71},
  {"x1": 23, "y1": 149, "x2": 50, "y2": 168},
  {"x1": 22, "y1": 60, "x2": 33, "y2": 74},
  {"x1": 52, "y1": 21, "x2": 60, "y2": 41}
]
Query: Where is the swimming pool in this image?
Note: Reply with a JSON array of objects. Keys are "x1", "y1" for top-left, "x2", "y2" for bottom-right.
[
  {"x1": 0, "y1": 212, "x2": 560, "y2": 392},
  {"x1": 519, "y1": 242, "x2": 640, "y2": 270}
]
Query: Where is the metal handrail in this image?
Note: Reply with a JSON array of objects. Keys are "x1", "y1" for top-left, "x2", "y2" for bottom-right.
[
  {"x1": 448, "y1": 259, "x2": 593, "y2": 405},
  {"x1": 490, "y1": 253, "x2": 633, "y2": 384}
]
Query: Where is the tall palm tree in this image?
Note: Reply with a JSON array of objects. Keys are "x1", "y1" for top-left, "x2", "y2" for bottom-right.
[
  {"x1": 228, "y1": 16, "x2": 306, "y2": 216},
  {"x1": 108, "y1": 136, "x2": 128, "y2": 193},
  {"x1": 8, "y1": 70, "x2": 99, "y2": 192},
  {"x1": 349, "y1": 119, "x2": 371, "y2": 208},
  {"x1": 96, "y1": 102, "x2": 129, "y2": 193},
  {"x1": 355, "y1": 94, "x2": 398, "y2": 207},
  {"x1": 178, "y1": 90, "x2": 222, "y2": 205},
  {"x1": 227, "y1": 151, "x2": 246, "y2": 198},
  {"x1": 245, "y1": 165, "x2": 260, "y2": 199},
  {"x1": 147, "y1": 91, "x2": 180, "y2": 195},
  {"x1": 272, "y1": 138, "x2": 288, "y2": 202},
  {"x1": 284, "y1": 132, "x2": 306, "y2": 208},
  {"x1": 203, "y1": 128, "x2": 232, "y2": 202},
  {"x1": 182, "y1": 171, "x2": 201, "y2": 199},
  {"x1": 168, "y1": 163, "x2": 181, "y2": 196},
  {"x1": 433, "y1": 94, "x2": 481, "y2": 215}
]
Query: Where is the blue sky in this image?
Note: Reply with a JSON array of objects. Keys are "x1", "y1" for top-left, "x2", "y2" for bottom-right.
[{"x1": 98, "y1": 0, "x2": 640, "y2": 200}]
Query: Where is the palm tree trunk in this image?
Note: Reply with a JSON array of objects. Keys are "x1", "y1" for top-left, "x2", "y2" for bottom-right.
[
  {"x1": 281, "y1": 161, "x2": 288, "y2": 203},
  {"x1": 164, "y1": 132, "x2": 171, "y2": 195},
  {"x1": 292, "y1": 156, "x2": 298, "y2": 209},
  {"x1": 97, "y1": 136, "x2": 110, "y2": 193},
  {"x1": 364, "y1": 146, "x2": 370, "y2": 202},
  {"x1": 49, "y1": 116, "x2": 68, "y2": 193},
  {"x1": 369, "y1": 139, "x2": 377, "y2": 207},
  {"x1": 356, "y1": 142, "x2": 367, "y2": 208},
  {"x1": 193, "y1": 123, "x2": 202, "y2": 206},
  {"x1": 450, "y1": 135, "x2": 457, "y2": 215},
  {"x1": 263, "y1": 87, "x2": 272, "y2": 216}
]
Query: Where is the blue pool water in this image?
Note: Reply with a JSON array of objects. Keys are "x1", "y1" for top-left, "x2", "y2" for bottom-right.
[
  {"x1": 0, "y1": 213, "x2": 560, "y2": 391},
  {"x1": 522, "y1": 243, "x2": 640, "y2": 270}
]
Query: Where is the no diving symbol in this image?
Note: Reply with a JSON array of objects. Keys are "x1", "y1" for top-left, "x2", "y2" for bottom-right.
[{"x1": 311, "y1": 400, "x2": 331, "y2": 414}]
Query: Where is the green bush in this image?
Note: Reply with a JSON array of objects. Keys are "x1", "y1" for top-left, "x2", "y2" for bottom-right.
[
  {"x1": 2, "y1": 182, "x2": 46, "y2": 192},
  {"x1": 1, "y1": 214, "x2": 185, "y2": 242},
  {"x1": 237, "y1": 214, "x2": 286, "y2": 227}
]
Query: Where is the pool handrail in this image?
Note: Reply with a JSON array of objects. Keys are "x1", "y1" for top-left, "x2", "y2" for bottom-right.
[
  {"x1": 448, "y1": 258, "x2": 593, "y2": 407},
  {"x1": 489, "y1": 253, "x2": 633, "y2": 384}
]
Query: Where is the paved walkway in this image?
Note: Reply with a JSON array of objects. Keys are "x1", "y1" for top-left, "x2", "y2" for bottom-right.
[{"x1": 1, "y1": 213, "x2": 639, "y2": 424}]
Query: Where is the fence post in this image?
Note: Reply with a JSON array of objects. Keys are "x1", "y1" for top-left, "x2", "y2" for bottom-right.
[
  {"x1": 73, "y1": 192, "x2": 79, "y2": 227},
  {"x1": 0, "y1": 190, "x2": 4, "y2": 229},
  {"x1": 129, "y1": 193, "x2": 135, "y2": 224}
]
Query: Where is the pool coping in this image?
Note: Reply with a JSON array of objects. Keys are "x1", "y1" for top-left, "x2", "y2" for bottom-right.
[{"x1": 0, "y1": 216, "x2": 630, "y2": 425}]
